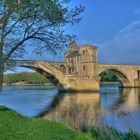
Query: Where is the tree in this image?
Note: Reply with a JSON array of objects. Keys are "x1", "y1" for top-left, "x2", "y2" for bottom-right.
[
  {"x1": 0, "y1": 0, "x2": 84, "y2": 91},
  {"x1": 100, "y1": 70, "x2": 118, "y2": 82}
]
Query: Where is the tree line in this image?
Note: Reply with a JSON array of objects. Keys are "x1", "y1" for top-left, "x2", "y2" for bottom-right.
[
  {"x1": 100, "y1": 70, "x2": 118, "y2": 82},
  {"x1": 4, "y1": 72, "x2": 50, "y2": 84}
]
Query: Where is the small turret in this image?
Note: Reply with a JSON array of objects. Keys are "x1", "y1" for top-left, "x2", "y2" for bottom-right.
[{"x1": 69, "y1": 41, "x2": 77, "y2": 51}]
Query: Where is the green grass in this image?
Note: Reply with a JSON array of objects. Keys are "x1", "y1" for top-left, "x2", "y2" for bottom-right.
[
  {"x1": 0, "y1": 106, "x2": 140, "y2": 140},
  {"x1": 0, "y1": 106, "x2": 92, "y2": 140},
  {"x1": 81, "y1": 126, "x2": 140, "y2": 140}
]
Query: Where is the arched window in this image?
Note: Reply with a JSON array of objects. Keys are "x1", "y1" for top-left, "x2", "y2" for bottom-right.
[
  {"x1": 59, "y1": 65, "x2": 66, "y2": 73},
  {"x1": 83, "y1": 50, "x2": 85, "y2": 54},
  {"x1": 83, "y1": 65, "x2": 86, "y2": 71}
]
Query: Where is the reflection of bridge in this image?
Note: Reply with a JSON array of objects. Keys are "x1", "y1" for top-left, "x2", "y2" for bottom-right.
[{"x1": 14, "y1": 42, "x2": 140, "y2": 91}]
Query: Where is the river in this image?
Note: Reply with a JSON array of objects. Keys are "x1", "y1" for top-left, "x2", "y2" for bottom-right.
[{"x1": 0, "y1": 85, "x2": 140, "y2": 133}]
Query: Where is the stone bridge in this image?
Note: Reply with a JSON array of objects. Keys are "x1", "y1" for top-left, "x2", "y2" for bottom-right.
[
  {"x1": 15, "y1": 60, "x2": 74, "y2": 91},
  {"x1": 97, "y1": 64, "x2": 140, "y2": 88},
  {"x1": 13, "y1": 43, "x2": 140, "y2": 91}
]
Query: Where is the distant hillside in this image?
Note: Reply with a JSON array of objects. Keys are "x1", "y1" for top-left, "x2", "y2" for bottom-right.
[{"x1": 4, "y1": 72, "x2": 50, "y2": 85}]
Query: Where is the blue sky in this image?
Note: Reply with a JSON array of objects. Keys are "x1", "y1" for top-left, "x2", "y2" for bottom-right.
[
  {"x1": 69, "y1": 0, "x2": 140, "y2": 64},
  {"x1": 7, "y1": 0, "x2": 140, "y2": 73},
  {"x1": 70, "y1": 0, "x2": 140, "y2": 42}
]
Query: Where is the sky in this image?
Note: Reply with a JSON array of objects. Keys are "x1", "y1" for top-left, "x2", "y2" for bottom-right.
[
  {"x1": 69, "y1": 0, "x2": 140, "y2": 64},
  {"x1": 7, "y1": 0, "x2": 140, "y2": 73}
]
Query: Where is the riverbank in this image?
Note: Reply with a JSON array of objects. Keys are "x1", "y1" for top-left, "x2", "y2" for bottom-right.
[
  {"x1": 0, "y1": 106, "x2": 140, "y2": 140},
  {"x1": 3, "y1": 81, "x2": 117, "y2": 86},
  {"x1": 0, "y1": 106, "x2": 91, "y2": 140},
  {"x1": 3, "y1": 82, "x2": 52, "y2": 86},
  {"x1": 100, "y1": 81, "x2": 119, "y2": 85}
]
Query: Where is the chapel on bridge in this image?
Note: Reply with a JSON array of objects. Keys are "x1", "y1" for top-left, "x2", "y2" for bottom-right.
[{"x1": 64, "y1": 42, "x2": 98, "y2": 79}]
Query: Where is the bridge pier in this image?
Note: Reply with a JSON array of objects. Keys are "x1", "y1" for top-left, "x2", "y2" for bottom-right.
[{"x1": 60, "y1": 78, "x2": 100, "y2": 92}]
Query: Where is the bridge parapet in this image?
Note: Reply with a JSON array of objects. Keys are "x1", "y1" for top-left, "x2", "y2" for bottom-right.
[
  {"x1": 46, "y1": 61, "x2": 66, "y2": 72},
  {"x1": 15, "y1": 60, "x2": 38, "y2": 65},
  {"x1": 14, "y1": 60, "x2": 66, "y2": 72}
]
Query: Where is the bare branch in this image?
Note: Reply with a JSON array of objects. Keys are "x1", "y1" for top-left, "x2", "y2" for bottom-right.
[
  {"x1": 4, "y1": 36, "x2": 31, "y2": 61},
  {"x1": 4, "y1": 19, "x2": 20, "y2": 37}
]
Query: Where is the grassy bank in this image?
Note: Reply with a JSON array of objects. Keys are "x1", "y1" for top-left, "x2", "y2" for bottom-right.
[
  {"x1": 81, "y1": 126, "x2": 140, "y2": 140},
  {"x1": 0, "y1": 106, "x2": 91, "y2": 140},
  {"x1": 0, "y1": 106, "x2": 140, "y2": 140},
  {"x1": 4, "y1": 72, "x2": 50, "y2": 85}
]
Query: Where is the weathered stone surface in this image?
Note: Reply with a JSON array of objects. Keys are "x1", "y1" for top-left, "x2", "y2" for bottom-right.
[{"x1": 16, "y1": 42, "x2": 140, "y2": 91}]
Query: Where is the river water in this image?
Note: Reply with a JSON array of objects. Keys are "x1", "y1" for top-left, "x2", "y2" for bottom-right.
[{"x1": 0, "y1": 85, "x2": 140, "y2": 133}]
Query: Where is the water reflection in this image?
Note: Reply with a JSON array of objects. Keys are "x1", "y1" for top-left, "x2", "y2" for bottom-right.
[
  {"x1": 41, "y1": 87, "x2": 140, "y2": 133},
  {"x1": 1, "y1": 85, "x2": 140, "y2": 133},
  {"x1": 100, "y1": 88, "x2": 140, "y2": 133},
  {"x1": 41, "y1": 92, "x2": 100, "y2": 128}
]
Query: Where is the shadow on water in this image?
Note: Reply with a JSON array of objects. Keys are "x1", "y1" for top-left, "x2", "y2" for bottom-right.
[{"x1": 37, "y1": 92, "x2": 66, "y2": 117}]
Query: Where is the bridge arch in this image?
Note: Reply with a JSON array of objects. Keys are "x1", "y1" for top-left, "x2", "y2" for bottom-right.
[
  {"x1": 10, "y1": 60, "x2": 69, "y2": 91},
  {"x1": 98, "y1": 68, "x2": 132, "y2": 88},
  {"x1": 20, "y1": 65, "x2": 65, "y2": 91},
  {"x1": 19, "y1": 65, "x2": 66, "y2": 91}
]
